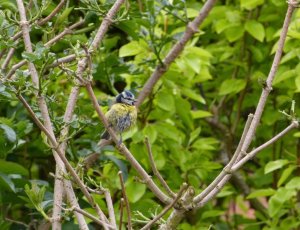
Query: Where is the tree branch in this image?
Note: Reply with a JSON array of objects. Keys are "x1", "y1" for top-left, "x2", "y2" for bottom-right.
[
  {"x1": 136, "y1": 0, "x2": 217, "y2": 107},
  {"x1": 60, "y1": 205, "x2": 114, "y2": 229},
  {"x1": 145, "y1": 137, "x2": 176, "y2": 198},
  {"x1": 118, "y1": 171, "x2": 132, "y2": 230},
  {"x1": 141, "y1": 183, "x2": 188, "y2": 230}
]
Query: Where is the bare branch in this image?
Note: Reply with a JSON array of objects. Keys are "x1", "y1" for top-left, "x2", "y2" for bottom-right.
[
  {"x1": 145, "y1": 137, "x2": 176, "y2": 198},
  {"x1": 1, "y1": 48, "x2": 15, "y2": 71},
  {"x1": 136, "y1": 0, "x2": 217, "y2": 107},
  {"x1": 119, "y1": 198, "x2": 125, "y2": 230},
  {"x1": 141, "y1": 183, "x2": 188, "y2": 230},
  {"x1": 159, "y1": 186, "x2": 195, "y2": 230},
  {"x1": 104, "y1": 189, "x2": 117, "y2": 229},
  {"x1": 118, "y1": 171, "x2": 132, "y2": 230},
  {"x1": 60, "y1": 205, "x2": 114, "y2": 229},
  {"x1": 64, "y1": 180, "x2": 89, "y2": 229},
  {"x1": 45, "y1": 19, "x2": 84, "y2": 46},
  {"x1": 38, "y1": 0, "x2": 66, "y2": 26},
  {"x1": 233, "y1": 121, "x2": 299, "y2": 171},
  {"x1": 47, "y1": 54, "x2": 76, "y2": 69}
]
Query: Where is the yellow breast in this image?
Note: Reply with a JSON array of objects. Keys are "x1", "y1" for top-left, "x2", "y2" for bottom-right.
[{"x1": 105, "y1": 103, "x2": 137, "y2": 133}]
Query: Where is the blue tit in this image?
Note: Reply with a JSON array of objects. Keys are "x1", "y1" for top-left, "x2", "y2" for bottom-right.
[{"x1": 101, "y1": 90, "x2": 137, "y2": 144}]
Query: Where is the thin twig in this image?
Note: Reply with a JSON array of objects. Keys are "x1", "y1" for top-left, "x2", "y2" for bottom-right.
[
  {"x1": 45, "y1": 19, "x2": 84, "y2": 46},
  {"x1": 232, "y1": 114, "x2": 254, "y2": 164},
  {"x1": 1, "y1": 48, "x2": 15, "y2": 71},
  {"x1": 118, "y1": 171, "x2": 132, "y2": 230},
  {"x1": 38, "y1": 0, "x2": 66, "y2": 26},
  {"x1": 104, "y1": 189, "x2": 117, "y2": 229},
  {"x1": 6, "y1": 20, "x2": 84, "y2": 79},
  {"x1": 145, "y1": 137, "x2": 176, "y2": 198},
  {"x1": 159, "y1": 186, "x2": 195, "y2": 230},
  {"x1": 119, "y1": 198, "x2": 125, "y2": 230},
  {"x1": 47, "y1": 54, "x2": 76, "y2": 69},
  {"x1": 64, "y1": 180, "x2": 89, "y2": 229},
  {"x1": 136, "y1": 0, "x2": 217, "y2": 107},
  {"x1": 233, "y1": 121, "x2": 299, "y2": 171},
  {"x1": 60, "y1": 205, "x2": 114, "y2": 229},
  {"x1": 87, "y1": 186, "x2": 117, "y2": 228},
  {"x1": 140, "y1": 183, "x2": 188, "y2": 230}
]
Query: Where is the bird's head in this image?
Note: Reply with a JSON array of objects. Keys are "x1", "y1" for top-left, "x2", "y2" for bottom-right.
[{"x1": 116, "y1": 90, "x2": 136, "y2": 106}]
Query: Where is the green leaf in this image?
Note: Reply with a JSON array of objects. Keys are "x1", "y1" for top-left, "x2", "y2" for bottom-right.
[
  {"x1": 0, "y1": 172, "x2": 15, "y2": 192},
  {"x1": 293, "y1": 131, "x2": 300, "y2": 137},
  {"x1": 191, "y1": 110, "x2": 212, "y2": 119},
  {"x1": 278, "y1": 166, "x2": 296, "y2": 187},
  {"x1": 157, "y1": 123, "x2": 182, "y2": 142},
  {"x1": 192, "y1": 138, "x2": 219, "y2": 151},
  {"x1": 188, "y1": 127, "x2": 201, "y2": 146},
  {"x1": 55, "y1": 7, "x2": 73, "y2": 26},
  {"x1": 156, "y1": 90, "x2": 175, "y2": 112},
  {"x1": 295, "y1": 75, "x2": 300, "y2": 93},
  {"x1": 0, "y1": 124, "x2": 16, "y2": 142},
  {"x1": 183, "y1": 54, "x2": 201, "y2": 74},
  {"x1": 119, "y1": 41, "x2": 143, "y2": 57},
  {"x1": 268, "y1": 188, "x2": 295, "y2": 217},
  {"x1": 103, "y1": 155, "x2": 128, "y2": 181},
  {"x1": 285, "y1": 177, "x2": 300, "y2": 190},
  {"x1": 225, "y1": 25, "x2": 244, "y2": 42},
  {"x1": 240, "y1": 0, "x2": 264, "y2": 10},
  {"x1": 175, "y1": 96, "x2": 193, "y2": 130},
  {"x1": 264, "y1": 159, "x2": 289, "y2": 174},
  {"x1": 22, "y1": 52, "x2": 38, "y2": 62},
  {"x1": 219, "y1": 79, "x2": 246, "y2": 95},
  {"x1": 245, "y1": 20, "x2": 265, "y2": 42},
  {"x1": 0, "y1": 160, "x2": 28, "y2": 176},
  {"x1": 273, "y1": 69, "x2": 296, "y2": 86},
  {"x1": 201, "y1": 210, "x2": 225, "y2": 220},
  {"x1": 247, "y1": 188, "x2": 275, "y2": 199},
  {"x1": 215, "y1": 19, "x2": 233, "y2": 34},
  {"x1": 143, "y1": 125, "x2": 157, "y2": 144},
  {"x1": 126, "y1": 179, "x2": 146, "y2": 203},
  {"x1": 181, "y1": 88, "x2": 205, "y2": 104}
]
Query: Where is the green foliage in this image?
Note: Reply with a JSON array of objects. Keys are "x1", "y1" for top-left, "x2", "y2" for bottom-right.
[{"x1": 1, "y1": 0, "x2": 300, "y2": 229}]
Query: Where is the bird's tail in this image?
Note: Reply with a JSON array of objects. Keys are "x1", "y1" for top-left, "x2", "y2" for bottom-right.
[{"x1": 101, "y1": 130, "x2": 110, "y2": 140}]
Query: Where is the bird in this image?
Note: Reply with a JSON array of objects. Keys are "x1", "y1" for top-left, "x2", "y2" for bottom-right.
[
  {"x1": 84, "y1": 90, "x2": 137, "y2": 168},
  {"x1": 100, "y1": 90, "x2": 137, "y2": 145}
]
